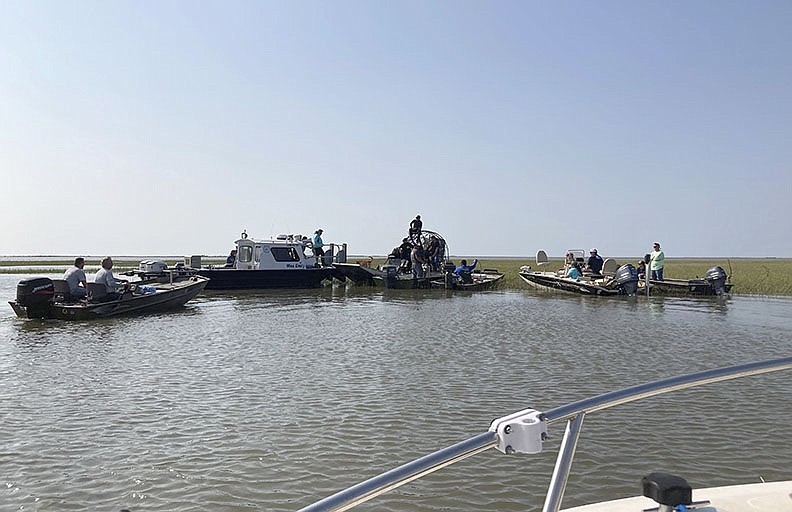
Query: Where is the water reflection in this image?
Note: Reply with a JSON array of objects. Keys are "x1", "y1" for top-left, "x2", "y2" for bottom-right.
[{"x1": 0, "y1": 274, "x2": 790, "y2": 512}]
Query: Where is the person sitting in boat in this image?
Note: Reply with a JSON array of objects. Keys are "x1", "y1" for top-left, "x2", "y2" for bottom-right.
[
  {"x1": 566, "y1": 262, "x2": 583, "y2": 280},
  {"x1": 454, "y1": 259, "x2": 478, "y2": 284},
  {"x1": 64, "y1": 257, "x2": 89, "y2": 299},
  {"x1": 559, "y1": 251, "x2": 576, "y2": 274},
  {"x1": 94, "y1": 256, "x2": 128, "y2": 300},
  {"x1": 409, "y1": 215, "x2": 422, "y2": 243},
  {"x1": 585, "y1": 248, "x2": 604, "y2": 275},
  {"x1": 636, "y1": 259, "x2": 647, "y2": 280},
  {"x1": 225, "y1": 249, "x2": 237, "y2": 268},
  {"x1": 312, "y1": 229, "x2": 325, "y2": 267}
]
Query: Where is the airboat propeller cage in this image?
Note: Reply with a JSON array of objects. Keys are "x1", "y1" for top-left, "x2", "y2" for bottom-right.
[{"x1": 489, "y1": 408, "x2": 547, "y2": 454}]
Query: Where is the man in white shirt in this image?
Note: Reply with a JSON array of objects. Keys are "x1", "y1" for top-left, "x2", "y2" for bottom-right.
[
  {"x1": 63, "y1": 257, "x2": 88, "y2": 299},
  {"x1": 94, "y1": 256, "x2": 127, "y2": 299}
]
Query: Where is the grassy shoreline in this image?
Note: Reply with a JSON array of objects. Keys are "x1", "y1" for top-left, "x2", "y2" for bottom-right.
[{"x1": 2, "y1": 257, "x2": 791, "y2": 296}]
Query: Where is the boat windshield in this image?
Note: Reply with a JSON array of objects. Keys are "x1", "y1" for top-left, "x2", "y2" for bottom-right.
[{"x1": 238, "y1": 245, "x2": 254, "y2": 263}]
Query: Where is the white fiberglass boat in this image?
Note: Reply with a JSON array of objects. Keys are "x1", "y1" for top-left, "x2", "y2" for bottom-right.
[{"x1": 296, "y1": 356, "x2": 792, "y2": 512}]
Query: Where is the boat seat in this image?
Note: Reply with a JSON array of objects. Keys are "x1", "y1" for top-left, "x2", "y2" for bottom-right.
[
  {"x1": 87, "y1": 282, "x2": 109, "y2": 302},
  {"x1": 52, "y1": 279, "x2": 72, "y2": 301},
  {"x1": 536, "y1": 250, "x2": 549, "y2": 266},
  {"x1": 601, "y1": 258, "x2": 619, "y2": 276}
]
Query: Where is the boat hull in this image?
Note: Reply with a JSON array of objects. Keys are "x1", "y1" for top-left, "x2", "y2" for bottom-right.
[
  {"x1": 333, "y1": 263, "x2": 445, "y2": 289},
  {"x1": 430, "y1": 272, "x2": 505, "y2": 291},
  {"x1": 197, "y1": 268, "x2": 334, "y2": 290},
  {"x1": 640, "y1": 278, "x2": 733, "y2": 296},
  {"x1": 518, "y1": 271, "x2": 621, "y2": 296},
  {"x1": 9, "y1": 276, "x2": 208, "y2": 320}
]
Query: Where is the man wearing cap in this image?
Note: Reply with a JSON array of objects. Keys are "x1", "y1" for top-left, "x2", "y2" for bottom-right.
[
  {"x1": 312, "y1": 229, "x2": 325, "y2": 267},
  {"x1": 586, "y1": 248, "x2": 604, "y2": 275},
  {"x1": 650, "y1": 242, "x2": 665, "y2": 281}
]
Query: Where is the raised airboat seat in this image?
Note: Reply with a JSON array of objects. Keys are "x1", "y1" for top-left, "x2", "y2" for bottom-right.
[{"x1": 601, "y1": 258, "x2": 619, "y2": 276}]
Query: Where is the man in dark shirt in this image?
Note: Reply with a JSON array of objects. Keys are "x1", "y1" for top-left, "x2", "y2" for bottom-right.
[
  {"x1": 409, "y1": 215, "x2": 422, "y2": 242},
  {"x1": 586, "y1": 248, "x2": 604, "y2": 274}
]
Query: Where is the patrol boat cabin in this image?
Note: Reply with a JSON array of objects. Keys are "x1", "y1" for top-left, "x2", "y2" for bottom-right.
[{"x1": 194, "y1": 232, "x2": 346, "y2": 290}]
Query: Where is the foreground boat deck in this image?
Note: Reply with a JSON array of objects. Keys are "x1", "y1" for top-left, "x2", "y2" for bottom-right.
[{"x1": 562, "y1": 480, "x2": 792, "y2": 512}]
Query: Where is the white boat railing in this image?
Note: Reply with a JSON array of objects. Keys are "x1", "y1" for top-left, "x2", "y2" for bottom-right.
[{"x1": 296, "y1": 356, "x2": 792, "y2": 512}]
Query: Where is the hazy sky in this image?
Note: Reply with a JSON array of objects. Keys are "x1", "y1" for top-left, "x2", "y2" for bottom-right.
[{"x1": 2, "y1": 1, "x2": 790, "y2": 258}]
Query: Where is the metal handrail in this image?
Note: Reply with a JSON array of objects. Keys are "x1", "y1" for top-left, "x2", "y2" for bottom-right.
[{"x1": 296, "y1": 356, "x2": 792, "y2": 512}]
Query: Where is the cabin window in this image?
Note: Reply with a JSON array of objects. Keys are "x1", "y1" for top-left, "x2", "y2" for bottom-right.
[
  {"x1": 254, "y1": 245, "x2": 262, "y2": 263},
  {"x1": 271, "y1": 246, "x2": 300, "y2": 262},
  {"x1": 239, "y1": 245, "x2": 254, "y2": 263}
]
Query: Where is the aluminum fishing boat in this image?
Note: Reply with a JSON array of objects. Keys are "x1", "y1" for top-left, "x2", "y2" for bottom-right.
[
  {"x1": 296, "y1": 356, "x2": 792, "y2": 512},
  {"x1": 9, "y1": 270, "x2": 208, "y2": 320},
  {"x1": 518, "y1": 250, "x2": 640, "y2": 296},
  {"x1": 430, "y1": 268, "x2": 505, "y2": 291}
]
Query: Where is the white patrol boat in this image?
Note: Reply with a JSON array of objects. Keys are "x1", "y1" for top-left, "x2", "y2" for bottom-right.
[{"x1": 194, "y1": 231, "x2": 346, "y2": 290}]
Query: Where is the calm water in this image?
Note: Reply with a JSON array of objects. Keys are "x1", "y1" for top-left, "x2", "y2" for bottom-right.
[{"x1": 1, "y1": 274, "x2": 791, "y2": 512}]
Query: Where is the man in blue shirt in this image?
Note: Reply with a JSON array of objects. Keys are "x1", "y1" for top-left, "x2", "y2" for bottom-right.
[
  {"x1": 454, "y1": 259, "x2": 478, "y2": 275},
  {"x1": 454, "y1": 259, "x2": 478, "y2": 284},
  {"x1": 586, "y1": 249, "x2": 604, "y2": 275}
]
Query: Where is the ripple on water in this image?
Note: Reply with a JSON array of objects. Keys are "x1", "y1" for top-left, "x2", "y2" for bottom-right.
[{"x1": 1, "y1": 278, "x2": 791, "y2": 511}]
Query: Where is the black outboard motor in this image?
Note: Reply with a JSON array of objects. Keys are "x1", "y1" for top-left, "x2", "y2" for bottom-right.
[
  {"x1": 16, "y1": 277, "x2": 55, "y2": 318},
  {"x1": 614, "y1": 264, "x2": 639, "y2": 296},
  {"x1": 382, "y1": 265, "x2": 399, "y2": 289},
  {"x1": 443, "y1": 261, "x2": 457, "y2": 289},
  {"x1": 705, "y1": 266, "x2": 728, "y2": 295}
]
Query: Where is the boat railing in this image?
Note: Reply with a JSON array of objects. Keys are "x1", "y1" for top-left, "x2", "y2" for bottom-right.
[{"x1": 296, "y1": 356, "x2": 792, "y2": 512}]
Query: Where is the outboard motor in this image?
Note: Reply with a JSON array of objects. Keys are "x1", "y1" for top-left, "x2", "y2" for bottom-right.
[
  {"x1": 614, "y1": 264, "x2": 639, "y2": 296},
  {"x1": 705, "y1": 266, "x2": 728, "y2": 295},
  {"x1": 16, "y1": 277, "x2": 55, "y2": 318},
  {"x1": 443, "y1": 261, "x2": 457, "y2": 289},
  {"x1": 382, "y1": 265, "x2": 399, "y2": 289}
]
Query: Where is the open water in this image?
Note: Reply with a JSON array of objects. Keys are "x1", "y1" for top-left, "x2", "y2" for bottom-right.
[{"x1": 1, "y1": 273, "x2": 791, "y2": 512}]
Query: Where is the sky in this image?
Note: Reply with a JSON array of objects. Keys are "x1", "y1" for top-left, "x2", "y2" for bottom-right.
[{"x1": 1, "y1": 1, "x2": 791, "y2": 258}]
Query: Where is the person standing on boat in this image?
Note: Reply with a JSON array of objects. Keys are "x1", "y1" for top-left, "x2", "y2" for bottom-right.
[
  {"x1": 409, "y1": 215, "x2": 422, "y2": 243},
  {"x1": 411, "y1": 243, "x2": 426, "y2": 279},
  {"x1": 94, "y1": 257, "x2": 128, "y2": 300},
  {"x1": 585, "y1": 248, "x2": 604, "y2": 275},
  {"x1": 225, "y1": 249, "x2": 237, "y2": 268},
  {"x1": 312, "y1": 229, "x2": 325, "y2": 267},
  {"x1": 64, "y1": 257, "x2": 88, "y2": 299},
  {"x1": 398, "y1": 238, "x2": 413, "y2": 273},
  {"x1": 650, "y1": 242, "x2": 665, "y2": 281},
  {"x1": 426, "y1": 235, "x2": 441, "y2": 271}
]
